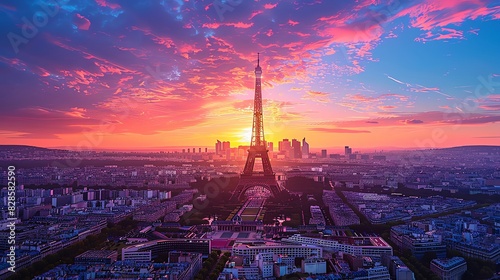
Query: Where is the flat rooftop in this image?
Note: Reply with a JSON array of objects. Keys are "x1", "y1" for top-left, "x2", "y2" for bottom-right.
[
  {"x1": 232, "y1": 241, "x2": 321, "y2": 249},
  {"x1": 432, "y1": 257, "x2": 466, "y2": 269},
  {"x1": 209, "y1": 231, "x2": 261, "y2": 240},
  {"x1": 369, "y1": 237, "x2": 391, "y2": 247}
]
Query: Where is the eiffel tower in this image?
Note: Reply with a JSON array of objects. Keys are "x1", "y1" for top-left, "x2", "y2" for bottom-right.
[{"x1": 231, "y1": 54, "x2": 281, "y2": 200}]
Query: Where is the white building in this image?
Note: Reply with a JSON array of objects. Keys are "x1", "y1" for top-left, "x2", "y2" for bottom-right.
[
  {"x1": 256, "y1": 253, "x2": 274, "y2": 278},
  {"x1": 122, "y1": 250, "x2": 152, "y2": 262},
  {"x1": 232, "y1": 241, "x2": 322, "y2": 261},
  {"x1": 301, "y1": 257, "x2": 327, "y2": 274},
  {"x1": 283, "y1": 234, "x2": 392, "y2": 261}
]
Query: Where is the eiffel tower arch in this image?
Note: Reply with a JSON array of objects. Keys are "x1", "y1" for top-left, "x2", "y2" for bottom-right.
[{"x1": 231, "y1": 54, "x2": 282, "y2": 201}]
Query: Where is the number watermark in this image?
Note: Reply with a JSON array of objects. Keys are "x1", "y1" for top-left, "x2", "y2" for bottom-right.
[{"x1": 6, "y1": 165, "x2": 17, "y2": 273}]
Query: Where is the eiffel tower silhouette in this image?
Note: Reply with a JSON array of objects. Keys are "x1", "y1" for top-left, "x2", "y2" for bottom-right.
[{"x1": 231, "y1": 54, "x2": 281, "y2": 200}]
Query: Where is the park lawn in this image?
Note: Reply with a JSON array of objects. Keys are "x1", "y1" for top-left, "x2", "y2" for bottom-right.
[{"x1": 241, "y1": 208, "x2": 260, "y2": 215}]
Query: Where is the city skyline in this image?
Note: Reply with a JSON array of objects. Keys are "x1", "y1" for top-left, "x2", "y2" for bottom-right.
[
  {"x1": 1, "y1": 143, "x2": 498, "y2": 279},
  {"x1": 1, "y1": 1, "x2": 500, "y2": 149}
]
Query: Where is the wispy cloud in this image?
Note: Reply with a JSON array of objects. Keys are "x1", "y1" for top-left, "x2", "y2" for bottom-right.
[
  {"x1": 302, "y1": 90, "x2": 331, "y2": 103},
  {"x1": 385, "y1": 74, "x2": 452, "y2": 97},
  {"x1": 331, "y1": 111, "x2": 500, "y2": 128},
  {"x1": 309, "y1": 128, "x2": 371, "y2": 133}
]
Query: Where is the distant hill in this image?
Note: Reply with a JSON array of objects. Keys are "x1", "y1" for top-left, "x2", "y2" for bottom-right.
[
  {"x1": 0, "y1": 145, "x2": 61, "y2": 152},
  {"x1": 437, "y1": 145, "x2": 500, "y2": 152}
]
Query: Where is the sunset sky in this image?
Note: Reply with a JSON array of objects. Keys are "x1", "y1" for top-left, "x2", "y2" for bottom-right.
[{"x1": 1, "y1": 0, "x2": 499, "y2": 150}]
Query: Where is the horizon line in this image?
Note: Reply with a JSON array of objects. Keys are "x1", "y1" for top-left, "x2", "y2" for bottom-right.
[{"x1": 1, "y1": 144, "x2": 498, "y2": 152}]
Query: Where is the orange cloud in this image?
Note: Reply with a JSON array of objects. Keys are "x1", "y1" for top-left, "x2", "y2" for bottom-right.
[{"x1": 303, "y1": 91, "x2": 331, "y2": 103}]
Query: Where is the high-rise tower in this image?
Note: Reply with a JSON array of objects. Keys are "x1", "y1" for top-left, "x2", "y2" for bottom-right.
[
  {"x1": 231, "y1": 54, "x2": 281, "y2": 200},
  {"x1": 302, "y1": 137, "x2": 309, "y2": 158}
]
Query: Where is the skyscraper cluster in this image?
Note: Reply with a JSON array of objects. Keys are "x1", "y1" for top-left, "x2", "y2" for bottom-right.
[
  {"x1": 215, "y1": 140, "x2": 231, "y2": 160},
  {"x1": 210, "y1": 138, "x2": 310, "y2": 160},
  {"x1": 278, "y1": 138, "x2": 309, "y2": 159}
]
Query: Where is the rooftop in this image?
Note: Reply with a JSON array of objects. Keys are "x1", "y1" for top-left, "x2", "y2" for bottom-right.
[{"x1": 431, "y1": 257, "x2": 466, "y2": 269}]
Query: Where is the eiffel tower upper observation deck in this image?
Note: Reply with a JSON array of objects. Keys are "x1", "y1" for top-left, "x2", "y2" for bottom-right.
[{"x1": 231, "y1": 54, "x2": 281, "y2": 201}]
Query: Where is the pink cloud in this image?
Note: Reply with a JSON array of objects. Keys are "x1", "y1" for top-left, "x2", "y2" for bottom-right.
[
  {"x1": 478, "y1": 94, "x2": 500, "y2": 111},
  {"x1": 65, "y1": 107, "x2": 88, "y2": 118},
  {"x1": 329, "y1": 111, "x2": 500, "y2": 128},
  {"x1": 249, "y1": 10, "x2": 263, "y2": 20},
  {"x1": 95, "y1": 0, "x2": 121, "y2": 9},
  {"x1": 74, "y1": 14, "x2": 91, "y2": 31},
  {"x1": 131, "y1": 26, "x2": 175, "y2": 48},
  {"x1": 320, "y1": 24, "x2": 383, "y2": 44},
  {"x1": 415, "y1": 27, "x2": 464, "y2": 42},
  {"x1": 93, "y1": 94, "x2": 231, "y2": 135},
  {"x1": 202, "y1": 22, "x2": 254, "y2": 29},
  {"x1": 395, "y1": 0, "x2": 500, "y2": 41},
  {"x1": 401, "y1": 119, "x2": 424, "y2": 124},
  {"x1": 480, "y1": 105, "x2": 500, "y2": 110},
  {"x1": 379, "y1": 105, "x2": 397, "y2": 110},
  {"x1": 0, "y1": 107, "x2": 104, "y2": 139},
  {"x1": 351, "y1": 93, "x2": 377, "y2": 102},
  {"x1": 178, "y1": 44, "x2": 203, "y2": 59},
  {"x1": 338, "y1": 93, "x2": 409, "y2": 111},
  {"x1": 264, "y1": 3, "x2": 278, "y2": 9}
]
